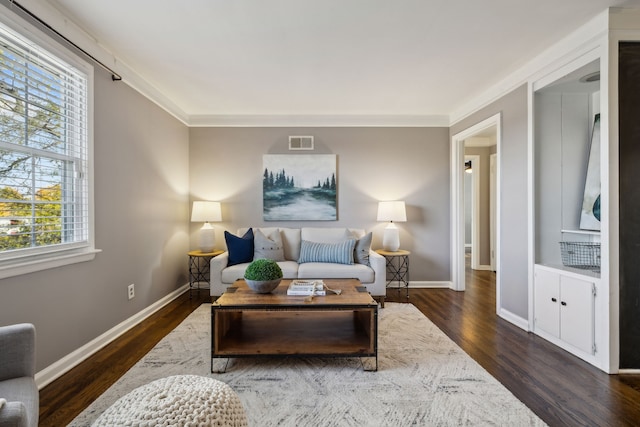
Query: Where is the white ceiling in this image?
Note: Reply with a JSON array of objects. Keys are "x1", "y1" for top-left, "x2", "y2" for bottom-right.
[{"x1": 44, "y1": 0, "x2": 638, "y2": 124}]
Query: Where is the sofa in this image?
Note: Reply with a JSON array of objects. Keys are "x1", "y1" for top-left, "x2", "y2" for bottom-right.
[
  {"x1": 210, "y1": 227, "x2": 387, "y2": 306},
  {"x1": 0, "y1": 323, "x2": 38, "y2": 427}
]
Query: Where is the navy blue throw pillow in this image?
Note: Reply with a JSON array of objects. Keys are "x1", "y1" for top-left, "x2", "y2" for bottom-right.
[{"x1": 225, "y1": 228, "x2": 254, "y2": 266}]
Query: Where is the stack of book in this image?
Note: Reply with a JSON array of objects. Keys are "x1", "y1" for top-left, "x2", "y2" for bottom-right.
[{"x1": 287, "y1": 280, "x2": 326, "y2": 296}]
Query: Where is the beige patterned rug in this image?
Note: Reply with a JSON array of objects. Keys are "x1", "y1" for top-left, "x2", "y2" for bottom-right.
[{"x1": 71, "y1": 303, "x2": 546, "y2": 426}]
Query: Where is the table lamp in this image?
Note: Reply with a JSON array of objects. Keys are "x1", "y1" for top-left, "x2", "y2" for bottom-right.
[
  {"x1": 191, "y1": 201, "x2": 222, "y2": 252},
  {"x1": 377, "y1": 201, "x2": 407, "y2": 252}
]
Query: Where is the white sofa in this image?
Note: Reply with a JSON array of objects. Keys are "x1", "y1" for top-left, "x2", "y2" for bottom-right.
[{"x1": 210, "y1": 227, "x2": 387, "y2": 306}]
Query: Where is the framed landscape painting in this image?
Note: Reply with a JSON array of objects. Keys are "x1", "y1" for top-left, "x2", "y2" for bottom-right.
[
  {"x1": 580, "y1": 114, "x2": 601, "y2": 231},
  {"x1": 263, "y1": 154, "x2": 337, "y2": 221}
]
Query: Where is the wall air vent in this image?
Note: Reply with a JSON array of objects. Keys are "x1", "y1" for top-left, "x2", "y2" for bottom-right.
[{"x1": 289, "y1": 136, "x2": 314, "y2": 150}]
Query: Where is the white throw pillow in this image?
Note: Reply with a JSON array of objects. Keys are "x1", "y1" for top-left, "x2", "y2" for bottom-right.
[{"x1": 253, "y1": 229, "x2": 285, "y2": 261}]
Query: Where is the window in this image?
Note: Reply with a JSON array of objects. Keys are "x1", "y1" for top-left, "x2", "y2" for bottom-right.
[{"x1": 0, "y1": 18, "x2": 96, "y2": 277}]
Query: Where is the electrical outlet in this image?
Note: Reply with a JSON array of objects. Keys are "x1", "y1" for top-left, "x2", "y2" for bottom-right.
[{"x1": 128, "y1": 283, "x2": 135, "y2": 300}]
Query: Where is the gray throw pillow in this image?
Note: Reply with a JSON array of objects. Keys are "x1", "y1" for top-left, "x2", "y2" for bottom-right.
[
  {"x1": 346, "y1": 230, "x2": 372, "y2": 266},
  {"x1": 253, "y1": 229, "x2": 285, "y2": 261}
]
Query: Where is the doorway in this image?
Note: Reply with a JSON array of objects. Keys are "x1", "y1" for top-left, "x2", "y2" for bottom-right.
[{"x1": 451, "y1": 114, "x2": 501, "y2": 312}]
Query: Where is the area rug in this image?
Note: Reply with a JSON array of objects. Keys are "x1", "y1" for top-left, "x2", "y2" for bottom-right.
[{"x1": 70, "y1": 303, "x2": 546, "y2": 426}]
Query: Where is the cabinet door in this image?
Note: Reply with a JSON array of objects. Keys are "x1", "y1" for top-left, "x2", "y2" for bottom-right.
[
  {"x1": 559, "y1": 276, "x2": 594, "y2": 354},
  {"x1": 534, "y1": 268, "x2": 560, "y2": 338}
]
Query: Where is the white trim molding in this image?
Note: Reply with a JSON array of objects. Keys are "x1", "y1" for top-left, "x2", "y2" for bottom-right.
[
  {"x1": 189, "y1": 114, "x2": 450, "y2": 128},
  {"x1": 451, "y1": 114, "x2": 502, "y2": 294},
  {"x1": 0, "y1": 249, "x2": 101, "y2": 280},
  {"x1": 35, "y1": 284, "x2": 189, "y2": 389},
  {"x1": 4, "y1": 1, "x2": 613, "y2": 129},
  {"x1": 498, "y1": 308, "x2": 529, "y2": 332},
  {"x1": 465, "y1": 154, "x2": 481, "y2": 270},
  {"x1": 450, "y1": 9, "x2": 608, "y2": 125}
]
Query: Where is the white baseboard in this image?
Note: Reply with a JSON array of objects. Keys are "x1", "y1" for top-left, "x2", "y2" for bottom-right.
[
  {"x1": 498, "y1": 307, "x2": 530, "y2": 331},
  {"x1": 618, "y1": 369, "x2": 640, "y2": 374},
  {"x1": 387, "y1": 281, "x2": 452, "y2": 289},
  {"x1": 35, "y1": 284, "x2": 190, "y2": 389},
  {"x1": 473, "y1": 265, "x2": 493, "y2": 271}
]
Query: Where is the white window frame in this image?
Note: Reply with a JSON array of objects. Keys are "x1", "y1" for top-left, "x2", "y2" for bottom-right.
[{"x1": 0, "y1": 10, "x2": 98, "y2": 279}]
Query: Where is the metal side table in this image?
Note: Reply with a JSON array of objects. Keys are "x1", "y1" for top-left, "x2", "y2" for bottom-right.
[
  {"x1": 188, "y1": 250, "x2": 224, "y2": 298},
  {"x1": 375, "y1": 249, "x2": 410, "y2": 299}
]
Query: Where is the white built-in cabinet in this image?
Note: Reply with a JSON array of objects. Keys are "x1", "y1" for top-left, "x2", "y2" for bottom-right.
[
  {"x1": 533, "y1": 57, "x2": 604, "y2": 368},
  {"x1": 530, "y1": 9, "x2": 640, "y2": 373},
  {"x1": 534, "y1": 265, "x2": 597, "y2": 356}
]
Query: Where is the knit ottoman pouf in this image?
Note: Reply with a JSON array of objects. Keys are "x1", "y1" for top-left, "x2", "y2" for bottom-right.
[{"x1": 92, "y1": 375, "x2": 247, "y2": 426}]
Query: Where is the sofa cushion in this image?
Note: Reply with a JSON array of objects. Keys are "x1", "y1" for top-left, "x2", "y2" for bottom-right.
[
  {"x1": 298, "y1": 262, "x2": 375, "y2": 283},
  {"x1": 298, "y1": 239, "x2": 356, "y2": 265},
  {"x1": 301, "y1": 227, "x2": 363, "y2": 243},
  {"x1": 253, "y1": 229, "x2": 285, "y2": 261},
  {"x1": 221, "y1": 261, "x2": 299, "y2": 284},
  {"x1": 280, "y1": 228, "x2": 301, "y2": 261},
  {"x1": 225, "y1": 228, "x2": 254, "y2": 266}
]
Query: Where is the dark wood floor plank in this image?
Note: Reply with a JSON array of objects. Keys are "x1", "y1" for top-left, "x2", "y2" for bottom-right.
[
  {"x1": 387, "y1": 268, "x2": 640, "y2": 427},
  {"x1": 38, "y1": 293, "x2": 206, "y2": 426},
  {"x1": 39, "y1": 272, "x2": 640, "y2": 426}
]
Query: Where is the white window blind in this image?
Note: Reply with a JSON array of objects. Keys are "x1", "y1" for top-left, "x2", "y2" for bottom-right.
[{"x1": 0, "y1": 21, "x2": 89, "y2": 261}]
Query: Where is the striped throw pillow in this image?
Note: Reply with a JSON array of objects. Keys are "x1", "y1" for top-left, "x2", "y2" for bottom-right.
[{"x1": 298, "y1": 239, "x2": 356, "y2": 265}]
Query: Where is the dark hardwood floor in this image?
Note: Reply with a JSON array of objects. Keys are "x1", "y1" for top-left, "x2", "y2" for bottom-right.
[{"x1": 40, "y1": 273, "x2": 640, "y2": 426}]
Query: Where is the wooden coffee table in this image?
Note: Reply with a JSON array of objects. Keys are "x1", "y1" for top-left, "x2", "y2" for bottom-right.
[{"x1": 211, "y1": 278, "x2": 378, "y2": 372}]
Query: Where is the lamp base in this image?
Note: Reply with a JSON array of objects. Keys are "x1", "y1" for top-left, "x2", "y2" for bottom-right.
[
  {"x1": 198, "y1": 222, "x2": 216, "y2": 253},
  {"x1": 382, "y1": 223, "x2": 400, "y2": 252}
]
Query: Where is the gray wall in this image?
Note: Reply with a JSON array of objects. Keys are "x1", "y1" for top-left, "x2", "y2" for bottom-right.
[
  {"x1": 451, "y1": 84, "x2": 529, "y2": 318},
  {"x1": 189, "y1": 127, "x2": 451, "y2": 282},
  {"x1": 0, "y1": 66, "x2": 190, "y2": 371},
  {"x1": 535, "y1": 91, "x2": 596, "y2": 264},
  {"x1": 0, "y1": 2, "x2": 530, "y2": 372}
]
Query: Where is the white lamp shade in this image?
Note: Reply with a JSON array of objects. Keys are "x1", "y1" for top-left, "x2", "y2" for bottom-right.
[
  {"x1": 191, "y1": 201, "x2": 222, "y2": 222},
  {"x1": 377, "y1": 201, "x2": 406, "y2": 222}
]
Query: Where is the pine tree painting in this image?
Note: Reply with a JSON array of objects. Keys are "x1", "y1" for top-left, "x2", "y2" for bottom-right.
[{"x1": 263, "y1": 155, "x2": 337, "y2": 220}]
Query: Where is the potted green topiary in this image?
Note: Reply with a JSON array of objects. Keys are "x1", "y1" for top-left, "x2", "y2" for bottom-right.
[{"x1": 244, "y1": 258, "x2": 283, "y2": 293}]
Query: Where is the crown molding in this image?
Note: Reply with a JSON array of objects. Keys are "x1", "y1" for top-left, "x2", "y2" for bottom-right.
[
  {"x1": 188, "y1": 114, "x2": 450, "y2": 127},
  {"x1": 5, "y1": 1, "x2": 451, "y2": 129},
  {"x1": 449, "y1": 8, "x2": 610, "y2": 126},
  {"x1": 11, "y1": 2, "x2": 626, "y2": 130},
  {"x1": 5, "y1": 0, "x2": 190, "y2": 125},
  {"x1": 119, "y1": 70, "x2": 190, "y2": 125}
]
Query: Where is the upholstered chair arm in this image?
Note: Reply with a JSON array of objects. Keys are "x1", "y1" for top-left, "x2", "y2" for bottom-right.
[
  {"x1": 0, "y1": 323, "x2": 35, "y2": 382},
  {"x1": 0, "y1": 400, "x2": 29, "y2": 427}
]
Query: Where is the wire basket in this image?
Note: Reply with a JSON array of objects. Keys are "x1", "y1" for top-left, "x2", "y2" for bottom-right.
[{"x1": 559, "y1": 241, "x2": 601, "y2": 271}]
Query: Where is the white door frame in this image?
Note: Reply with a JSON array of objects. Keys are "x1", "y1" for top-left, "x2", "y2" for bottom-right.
[
  {"x1": 451, "y1": 114, "x2": 501, "y2": 300},
  {"x1": 490, "y1": 153, "x2": 497, "y2": 271},
  {"x1": 465, "y1": 154, "x2": 481, "y2": 270}
]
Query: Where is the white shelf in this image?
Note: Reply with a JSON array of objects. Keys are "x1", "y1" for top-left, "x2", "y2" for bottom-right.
[
  {"x1": 536, "y1": 263, "x2": 601, "y2": 280},
  {"x1": 561, "y1": 229, "x2": 601, "y2": 236}
]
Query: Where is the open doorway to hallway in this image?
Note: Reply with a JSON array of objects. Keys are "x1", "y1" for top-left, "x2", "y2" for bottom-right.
[
  {"x1": 451, "y1": 113, "x2": 500, "y2": 312},
  {"x1": 464, "y1": 130, "x2": 497, "y2": 273}
]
